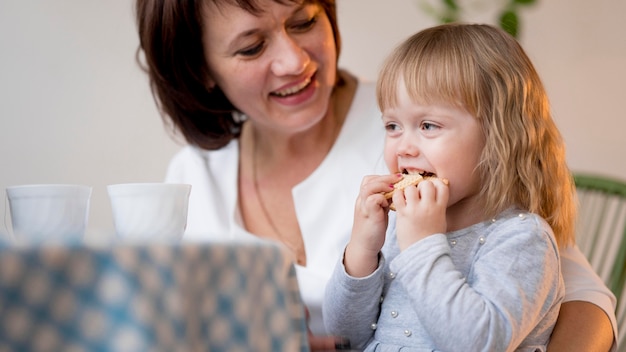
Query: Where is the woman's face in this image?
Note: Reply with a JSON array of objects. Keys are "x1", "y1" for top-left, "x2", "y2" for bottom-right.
[{"x1": 202, "y1": 0, "x2": 337, "y2": 133}]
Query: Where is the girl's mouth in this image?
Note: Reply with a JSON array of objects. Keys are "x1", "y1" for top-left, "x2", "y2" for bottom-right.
[{"x1": 402, "y1": 169, "x2": 436, "y2": 178}]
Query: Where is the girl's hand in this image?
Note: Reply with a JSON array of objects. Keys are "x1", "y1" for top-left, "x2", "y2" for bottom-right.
[
  {"x1": 305, "y1": 307, "x2": 352, "y2": 351},
  {"x1": 344, "y1": 174, "x2": 401, "y2": 277},
  {"x1": 393, "y1": 178, "x2": 449, "y2": 251}
]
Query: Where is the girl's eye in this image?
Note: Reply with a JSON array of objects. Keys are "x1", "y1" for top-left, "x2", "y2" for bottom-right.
[
  {"x1": 421, "y1": 122, "x2": 439, "y2": 131},
  {"x1": 385, "y1": 122, "x2": 401, "y2": 133},
  {"x1": 236, "y1": 41, "x2": 265, "y2": 57}
]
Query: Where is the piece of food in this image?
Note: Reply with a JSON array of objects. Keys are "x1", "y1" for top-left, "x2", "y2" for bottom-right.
[{"x1": 384, "y1": 172, "x2": 441, "y2": 211}]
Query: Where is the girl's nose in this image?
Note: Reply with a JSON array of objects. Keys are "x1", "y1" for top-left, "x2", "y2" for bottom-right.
[
  {"x1": 396, "y1": 136, "x2": 420, "y2": 157},
  {"x1": 270, "y1": 34, "x2": 309, "y2": 76}
]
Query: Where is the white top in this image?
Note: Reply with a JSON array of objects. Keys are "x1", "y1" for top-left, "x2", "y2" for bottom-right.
[{"x1": 165, "y1": 80, "x2": 617, "y2": 344}]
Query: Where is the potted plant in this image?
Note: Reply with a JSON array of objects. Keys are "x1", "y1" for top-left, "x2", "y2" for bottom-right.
[{"x1": 418, "y1": 0, "x2": 538, "y2": 38}]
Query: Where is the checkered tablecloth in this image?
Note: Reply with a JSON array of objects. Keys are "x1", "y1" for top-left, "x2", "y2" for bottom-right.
[{"x1": 0, "y1": 242, "x2": 309, "y2": 351}]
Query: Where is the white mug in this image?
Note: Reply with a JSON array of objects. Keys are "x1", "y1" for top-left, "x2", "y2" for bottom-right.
[
  {"x1": 6, "y1": 184, "x2": 92, "y2": 244},
  {"x1": 107, "y1": 183, "x2": 191, "y2": 242}
]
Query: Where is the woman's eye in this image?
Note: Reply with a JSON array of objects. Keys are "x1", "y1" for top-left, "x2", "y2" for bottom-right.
[
  {"x1": 290, "y1": 15, "x2": 317, "y2": 32},
  {"x1": 237, "y1": 42, "x2": 265, "y2": 57}
]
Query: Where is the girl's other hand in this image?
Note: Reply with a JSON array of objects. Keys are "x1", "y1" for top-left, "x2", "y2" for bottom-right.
[
  {"x1": 309, "y1": 334, "x2": 351, "y2": 351},
  {"x1": 305, "y1": 306, "x2": 352, "y2": 351},
  {"x1": 394, "y1": 178, "x2": 449, "y2": 250}
]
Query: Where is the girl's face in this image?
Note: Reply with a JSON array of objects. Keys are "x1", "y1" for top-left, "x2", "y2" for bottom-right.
[
  {"x1": 202, "y1": 0, "x2": 337, "y2": 133},
  {"x1": 382, "y1": 79, "x2": 485, "y2": 209}
]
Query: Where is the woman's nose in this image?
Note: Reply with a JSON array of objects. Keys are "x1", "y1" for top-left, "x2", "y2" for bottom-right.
[{"x1": 270, "y1": 34, "x2": 309, "y2": 76}]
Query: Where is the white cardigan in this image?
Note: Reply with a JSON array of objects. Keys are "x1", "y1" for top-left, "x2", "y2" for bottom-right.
[{"x1": 165, "y1": 81, "x2": 617, "y2": 343}]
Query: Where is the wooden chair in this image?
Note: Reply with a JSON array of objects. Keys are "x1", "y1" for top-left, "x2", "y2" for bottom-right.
[{"x1": 573, "y1": 173, "x2": 626, "y2": 349}]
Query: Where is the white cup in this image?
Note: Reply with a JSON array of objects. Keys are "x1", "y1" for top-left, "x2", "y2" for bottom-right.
[
  {"x1": 5, "y1": 184, "x2": 92, "y2": 244},
  {"x1": 107, "y1": 183, "x2": 191, "y2": 242}
]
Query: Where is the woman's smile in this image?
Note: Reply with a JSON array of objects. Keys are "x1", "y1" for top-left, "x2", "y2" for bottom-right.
[
  {"x1": 272, "y1": 74, "x2": 313, "y2": 97},
  {"x1": 270, "y1": 72, "x2": 318, "y2": 106}
]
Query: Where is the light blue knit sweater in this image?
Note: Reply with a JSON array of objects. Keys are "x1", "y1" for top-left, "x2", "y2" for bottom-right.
[{"x1": 323, "y1": 208, "x2": 564, "y2": 352}]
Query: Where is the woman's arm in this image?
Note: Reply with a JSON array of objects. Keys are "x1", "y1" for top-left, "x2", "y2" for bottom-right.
[
  {"x1": 557, "y1": 244, "x2": 617, "y2": 351},
  {"x1": 547, "y1": 301, "x2": 614, "y2": 352}
]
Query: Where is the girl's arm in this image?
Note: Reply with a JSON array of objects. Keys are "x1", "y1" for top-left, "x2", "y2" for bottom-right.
[
  {"x1": 323, "y1": 174, "x2": 399, "y2": 349},
  {"x1": 322, "y1": 253, "x2": 385, "y2": 350}
]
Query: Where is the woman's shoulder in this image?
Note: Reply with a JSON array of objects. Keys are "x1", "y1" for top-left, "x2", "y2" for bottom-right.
[
  {"x1": 165, "y1": 141, "x2": 239, "y2": 182},
  {"x1": 339, "y1": 72, "x2": 380, "y2": 129},
  {"x1": 171, "y1": 141, "x2": 237, "y2": 163},
  {"x1": 338, "y1": 69, "x2": 376, "y2": 102},
  {"x1": 348, "y1": 74, "x2": 376, "y2": 100}
]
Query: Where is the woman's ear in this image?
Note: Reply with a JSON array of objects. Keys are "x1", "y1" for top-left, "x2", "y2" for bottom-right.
[{"x1": 207, "y1": 78, "x2": 216, "y2": 91}]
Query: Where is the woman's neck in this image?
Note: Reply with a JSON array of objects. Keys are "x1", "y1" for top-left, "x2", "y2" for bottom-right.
[{"x1": 236, "y1": 70, "x2": 357, "y2": 265}]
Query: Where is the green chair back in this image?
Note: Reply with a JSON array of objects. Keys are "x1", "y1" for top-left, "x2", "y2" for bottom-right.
[{"x1": 574, "y1": 173, "x2": 626, "y2": 349}]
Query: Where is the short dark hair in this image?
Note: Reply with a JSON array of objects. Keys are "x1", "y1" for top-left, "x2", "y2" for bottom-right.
[{"x1": 135, "y1": 0, "x2": 341, "y2": 150}]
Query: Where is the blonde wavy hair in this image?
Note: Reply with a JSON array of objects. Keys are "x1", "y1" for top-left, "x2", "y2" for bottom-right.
[{"x1": 377, "y1": 23, "x2": 576, "y2": 246}]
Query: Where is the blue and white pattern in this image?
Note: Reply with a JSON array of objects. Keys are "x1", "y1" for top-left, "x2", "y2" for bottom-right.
[{"x1": 0, "y1": 242, "x2": 308, "y2": 351}]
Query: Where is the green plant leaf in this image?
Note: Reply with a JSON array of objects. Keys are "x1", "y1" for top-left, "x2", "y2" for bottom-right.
[
  {"x1": 441, "y1": 15, "x2": 456, "y2": 23},
  {"x1": 514, "y1": 0, "x2": 536, "y2": 5},
  {"x1": 499, "y1": 10, "x2": 519, "y2": 38},
  {"x1": 443, "y1": 0, "x2": 459, "y2": 10}
]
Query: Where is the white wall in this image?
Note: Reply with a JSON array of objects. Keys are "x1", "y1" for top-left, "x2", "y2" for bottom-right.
[
  {"x1": 0, "y1": 1, "x2": 181, "y2": 238},
  {"x1": 1, "y1": 0, "x2": 625, "y2": 238}
]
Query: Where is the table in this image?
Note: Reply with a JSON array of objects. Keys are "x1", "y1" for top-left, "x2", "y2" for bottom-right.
[{"x1": 0, "y1": 241, "x2": 309, "y2": 351}]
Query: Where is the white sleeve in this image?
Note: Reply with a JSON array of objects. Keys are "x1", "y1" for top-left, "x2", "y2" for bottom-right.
[
  {"x1": 164, "y1": 146, "x2": 196, "y2": 183},
  {"x1": 161, "y1": 145, "x2": 240, "y2": 241},
  {"x1": 561, "y1": 244, "x2": 618, "y2": 350}
]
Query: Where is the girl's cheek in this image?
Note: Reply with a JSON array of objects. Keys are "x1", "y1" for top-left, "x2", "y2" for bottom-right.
[{"x1": 383, "y1": 147, "x2": 397, "y2": 171}]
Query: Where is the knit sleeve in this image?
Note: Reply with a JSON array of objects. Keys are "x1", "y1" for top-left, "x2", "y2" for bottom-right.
[
  {"x1": 323, "y1": 249, "x2": 385, "y2": 350},
  {"x1": 389, "y1": 215, "x2": 563, "y2": 351}
]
